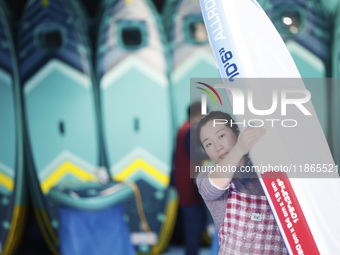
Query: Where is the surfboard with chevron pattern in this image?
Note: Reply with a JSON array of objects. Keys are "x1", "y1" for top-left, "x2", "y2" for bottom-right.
[
  {"x1": 96, "y1": 0, "x2": 178, "y2": 253},
  {"x1": 19, "y1": 0, "x2": 100, "y2": 253}
]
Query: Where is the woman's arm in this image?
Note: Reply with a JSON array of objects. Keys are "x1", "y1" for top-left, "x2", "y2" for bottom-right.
[
  {"x1": 209, "y1": 127, "x2": 266, "y2": 189},
  {"x1": 196, "y1": 171, "x2": 229, "y2": 201}
]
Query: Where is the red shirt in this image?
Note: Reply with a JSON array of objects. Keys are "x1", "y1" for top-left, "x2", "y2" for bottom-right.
[{"x1": 174, "y1": 121, "x2": 203, "y2": 206}]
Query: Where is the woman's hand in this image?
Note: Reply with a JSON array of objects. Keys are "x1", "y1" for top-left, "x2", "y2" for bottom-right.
[
  {"x1": 209, "y1": 126, "x2": 265, "y2": 190},
  {"x1": 234, "y1": 127, "x2": 266, "y2": 156}
]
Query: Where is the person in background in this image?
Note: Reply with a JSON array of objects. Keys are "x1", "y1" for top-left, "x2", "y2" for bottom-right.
[{"x1": 173, "y1": 102, "x2": 207, "y2": 255}]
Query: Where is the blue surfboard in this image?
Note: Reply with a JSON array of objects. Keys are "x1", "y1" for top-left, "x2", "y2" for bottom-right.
[
  {"x1": 0, "y1": 2, "x2": 26, "y2": 254},
  {"x1": 19, "y1": 0, "x2": 101, "y2": 253},
  {"x1": 258, "y1": 0, "x2": 331, "y2": 137},
  {"x1": 96, "y1": 0, "x2": 178, "y2": 253}
]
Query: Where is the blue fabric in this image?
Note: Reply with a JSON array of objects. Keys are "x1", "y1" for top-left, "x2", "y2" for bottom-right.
[
  {"x1": 210, "y1": 229, "x2": 219, "y2": 255},
  {"x1": 58, "y1": 204, "x2": 136, "y2": 255},
  {"x1": 181, "y1": 203, "x2": 206, "y2": 255}
]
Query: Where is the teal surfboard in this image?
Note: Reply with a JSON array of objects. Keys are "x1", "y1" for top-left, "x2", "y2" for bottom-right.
[
  {"x1": 162, "y1": 0, "x2": 179, "y2": 41},
  {"x1": 19, "y1": 0, "x2": 101, "y2": 253},
  {"x1": 163, "y1": 0, "x2": 227, "y2": 131},
  {"x1": 96, "y1": 0, "x2": 178, "y2": 253},
  {"x1": 331, "y1": 3, "x2": 340, "y2": 165},
  {"x1": 0, "y1": 2, "x2": 26, "y2": 254},
  {"x1": 258, "y1": 0, "x2": 332, "y2": 138},
  {"x1": 163, "y1": 0, "x2": 225, "y2": 243}
]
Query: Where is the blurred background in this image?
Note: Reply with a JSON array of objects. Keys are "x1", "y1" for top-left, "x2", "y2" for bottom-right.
[{"x1": 0, "y1": 0, "x2": 340, "y2": 255}]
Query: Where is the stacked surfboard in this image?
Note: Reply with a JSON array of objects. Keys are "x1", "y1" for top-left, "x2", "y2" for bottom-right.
[
  {"x1": 163, "y1": 0, "x2": 227, "y2": 130},
  {"x1": 332, "y1": 2, "x2": 340, "y2": 165},
  {"x1": 96, "y1": 0, "x2": 178, "y2": 253},
  {"x1": 258, "y1": 0, "x2": 332, "y2": 139},
  {"x1": 163, "y1": 0, "x2": 226, "y2": 245},
  {"x1": 0, "y1": 1, "x2": 26, "y2": 254},
  {"x1": 200, "y1": 0, "x2": 340, "y2": 254},
  {"x1": 19, "y1": 0, "x2": 109, "y2": 253}
]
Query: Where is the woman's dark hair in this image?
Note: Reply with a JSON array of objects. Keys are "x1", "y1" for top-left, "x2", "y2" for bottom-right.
[{"x1": 195, "y1": 111, "x2": 239, "y2": 147}]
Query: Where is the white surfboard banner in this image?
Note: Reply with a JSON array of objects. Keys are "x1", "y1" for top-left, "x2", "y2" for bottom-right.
[{"x1": 199, "y1": 0, "x2": 340, "y2": 254}]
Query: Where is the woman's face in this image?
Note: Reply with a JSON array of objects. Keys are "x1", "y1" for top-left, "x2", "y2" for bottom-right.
[{"x1": 200, "y1": 120, "x2": 237, "y2": 164}]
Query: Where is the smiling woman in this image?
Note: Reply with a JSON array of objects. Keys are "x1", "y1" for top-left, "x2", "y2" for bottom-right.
[
  {"x1": 196, "y1": 111, "x2": 265, "y2": 188},
  {"x1": 196, "y1": 111, "x2": 288, "y2": 255},
  {"x1": 199, "y1": 121, "x2": 238, "y2": 167}
]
